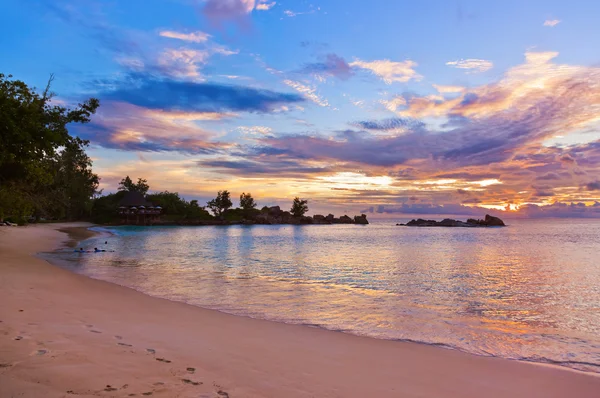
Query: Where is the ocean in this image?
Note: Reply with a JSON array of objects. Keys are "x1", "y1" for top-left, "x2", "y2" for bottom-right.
[{"x1": 44, "y1": 218, "x2": 600, "y2": 373}]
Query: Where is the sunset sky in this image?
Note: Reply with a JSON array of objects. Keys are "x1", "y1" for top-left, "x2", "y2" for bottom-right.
[{"x1": 3, "y1": 0, "x2": 600, "y2": 217}]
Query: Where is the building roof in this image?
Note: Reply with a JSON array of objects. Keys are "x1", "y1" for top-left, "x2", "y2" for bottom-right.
[{"x1": 118, "y1": 191, "x2": 153, "y2": 207}]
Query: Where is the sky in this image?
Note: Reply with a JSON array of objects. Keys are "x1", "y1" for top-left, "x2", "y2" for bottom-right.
[{"x1": 2, "y1": 0, "x2": 600, "y2": 217}]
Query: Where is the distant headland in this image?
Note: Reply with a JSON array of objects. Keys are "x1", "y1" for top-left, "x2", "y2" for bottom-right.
[
  {"x1": 99, "y1": 178, "x2": 368, "y2": 227},
  {"x1": 397, "y1": 214, "x2": 505, "y2": 227}
]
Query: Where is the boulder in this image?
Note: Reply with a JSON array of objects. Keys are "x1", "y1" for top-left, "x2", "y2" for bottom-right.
[
  {"x1": 404, "y1": 215, "x2": 505, "y2": 227},
  {"x1": 325, "y1": 214, "x2": 335, "y2": 222},
  {"x1": 438, "y1": 218, "x2": 460, "y2": 227},
  {"x1": 268, "y1": 206, "x2": 282, "y2": 216},
  {"x1": 339, "y1": 215, "x2": 353, "y2": 224},
  {"x1": 312, "y1": 214, "x2": 328, "y2": 224},
  {"x1": 485, "y1": 214, "x2": 505, "y2": 226},
  {"x1": 354, "y1": 214, "x2": 369, "y2": 224},
  {"x1": 301, "y1": 216, "x2": 314, "y2": 224},
  {"x1": 406, "y1": 219, "x2": 437, "y2": 227}
]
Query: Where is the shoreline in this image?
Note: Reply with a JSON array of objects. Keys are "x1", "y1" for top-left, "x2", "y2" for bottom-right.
[
  {"x1": 1, "y1": 224, "x2": 599, "y2": 397},
  {"x1": 48, "y1": 226, "x2": 600, "y2": 375}
]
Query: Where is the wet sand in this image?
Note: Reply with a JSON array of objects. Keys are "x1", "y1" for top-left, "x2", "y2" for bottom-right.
[{"x1": 1, "y1": 223, "x2": 599, "y2": 397}]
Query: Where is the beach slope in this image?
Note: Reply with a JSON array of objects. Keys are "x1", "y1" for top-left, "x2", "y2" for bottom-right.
[{"x1": 1, "y1": 223, "x2": 599, "y2": 397}]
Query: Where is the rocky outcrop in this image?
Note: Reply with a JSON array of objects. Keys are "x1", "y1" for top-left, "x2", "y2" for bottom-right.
[
  {"x1": 400, "y1": 214, "x2": 505, "y2": 228},
  {"x1": 245, "y1": 210, "x2": 368, "y2": 225},
  {"x1": 354, "y1": 214, "x2": 369, "y2": 225},
  {"x1": 338, "y1": 215, "x2": 353, "y2": 224}
]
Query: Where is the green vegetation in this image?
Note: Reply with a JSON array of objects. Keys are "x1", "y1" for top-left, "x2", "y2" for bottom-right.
[
  {"x1": 118, "y1": 176, "x2": 149, "y2": 195},
  {"x1": 0, "y1": 74, "x2": 313, "y2": 225},
  {"x1": 0, "y1": 73, "x2": 99, "y2": 224},
  {"x1": 239, "y1": 192, "x2": 256, "y2": 211},
  {"x1": 206, "y1": 190, "x2": 233, "y2": 217},
  {"x1": 291, "y1": 197, "x2": 309, "y2": 217}
]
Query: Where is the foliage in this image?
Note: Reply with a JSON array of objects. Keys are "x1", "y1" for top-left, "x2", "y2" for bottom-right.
[
  {"x1": 91, "y1": 186, "x2": 214, "y2": 223},
  {"x1": 206, "y1": 190, "x2": 233, "y2": 216},
  {"x1": 118, "y1": 176, "x2": 149, "y2": 195},
  {"x1": 291, "y1": 197, "x2": 309, "y2": 217},
  {"x1": 186, "y1": 199, "x2": 213, "y2": 220},
  {"x1": 90, "y1": 191, "x2": 126, "y2": 224},
  {"x1": 0, "y1": 73, "x2": 100, "y2": 222},
  {"x1": 239, "y1": 192, "x2": 257, "y2": 211}
]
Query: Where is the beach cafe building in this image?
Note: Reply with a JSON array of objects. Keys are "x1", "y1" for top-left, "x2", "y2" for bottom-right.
[{"x1": 117, "y1": 192, "x2": 162, "y2": 225}]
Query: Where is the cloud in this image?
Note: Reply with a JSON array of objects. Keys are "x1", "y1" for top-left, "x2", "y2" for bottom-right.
[
  {"x1": 197, "y1": 158, "x2": 333, "y2": 178},
  {"x1": 256, "y1": 1, "x2": 276, "y2": 11},
  {"x1": 433, "y1": 84, "x2": 465, "y2": 94},
  {"x1": 446, "y1": 59, "x2": 493, "y2": 73},
  {"x1": 544, "y1": 19, "x2": 561, "y2": 27},
  {"x1": 585, "y1": 181, "x2": 600, "y2": 191},
  {"x1": 283, "y1": 79, "x2": 329, "y2": 107},
  {"x1": 300, "y1": 53, "x2": 353, "y2": 80},
  {"x1": 351, "y1": 118, "x2": 424, "y2": 131},
  {"x1": 236, "y1": 125, "x2": 272, "y2": 135},
  {"x1": 399, "y1": 51, "x2": 593, "y2": 120},
  {"x1": 234, "y1": 52, "x2": 600, "y2": 192},
  {"x1": 202, "y1": 0, "x2": 255, "y2": 28},
  {"x1": 380, "y1": 95, "x2": 407, "y2": 112},
  {"x1": 158, "y1": 49, "x2": 210, "y2": 79},
  {"x1": 283, "y1": 8, "x2": 317, "y2": 17},
  {"x1": 74, "y1": 102, "x2": 230, "y2": 154},
  {"x1": 99, "y1": 74, "x2": 305, "y2": 113},
  {"x1": 350, "y1": 59, "x2": 422, "y2": 84},
  {"x1": 159, "y1": 30, "x2": 211, "y2": 43}
]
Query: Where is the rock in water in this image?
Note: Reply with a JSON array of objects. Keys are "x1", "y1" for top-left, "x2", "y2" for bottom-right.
[
  {"x1": 403, "y1": 215, "x2": 505, "y2": 227},
  {"x1": 339, "y1": 215, "x2": 353, "y2": 224},
  {"x1": 354, "y1": 214, "x2": 369, "y2": 224},
  {"x1": 484, "y1": 214, "x2": 505, "y2": 226}
]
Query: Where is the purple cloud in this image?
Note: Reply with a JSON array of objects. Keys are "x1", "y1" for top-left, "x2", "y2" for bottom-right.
[
  {"x1": 351, "y1": 118, "x2": 424, "y2": 131},
  {"x1": 202, "y1": 0, "x2": 255, "y2": 29},
  {"x1": 97, "y1": 74, "x2": 304, "y2": 113},
  {"x1": 300, "y1": 53, "x2": 353, "y2": 80}
]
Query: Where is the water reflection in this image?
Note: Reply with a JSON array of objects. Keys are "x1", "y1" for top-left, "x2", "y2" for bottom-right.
[{"x1": 46, "y1": 219, "x2": 600, "y2": 372}]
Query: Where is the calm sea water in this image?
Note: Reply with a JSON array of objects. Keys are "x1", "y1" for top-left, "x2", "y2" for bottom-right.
[{"x1": 45, "y1": 218, "x2": 600, "y2": 372}]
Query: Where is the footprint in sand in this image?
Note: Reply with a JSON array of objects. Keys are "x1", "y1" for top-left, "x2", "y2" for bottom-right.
[
  {"x1": 104, "y1": 385, "x2": 118, "y2": 392},
  {"x1": 84, "y1": 325, "x2": 102, "y2": 334},
  {"x1": 14, "y1": 336, "x2": 23, "y2": 341},
  {"x1": 146, "y1": 348, "x2": 156, "y2": 354},
  {"x1": 115, "y1": 335, "x2": 123, "y2": 340},
  {"x1": 155, "y1": 358, "x2": 171, "y2": 363},
  {"x1": 118, "y1": 342, "x2": 133, "y2": 347},
  {"x1": 0, "y1": 363, "x2": 12, "y2": 368},
  {"x1": 217, "y1": 390, "x2": 230, "y2": 398},
  {"x1": 182, "y1": 378, "x2": 202, "y2": 386},
  {"x1": 32, "y1": 349, "x2": 48, "y2": 356},
  {"x1": 186, "y1": 367, "x2": 195, "y2": 373},
  {"x1": 141, "y1": 392, "x2": 153, "y2": 396}
]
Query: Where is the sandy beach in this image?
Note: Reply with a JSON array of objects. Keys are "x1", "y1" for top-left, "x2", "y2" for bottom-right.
[{"x1": 1, "y1": 223, "x2": 599, "y2": 398}]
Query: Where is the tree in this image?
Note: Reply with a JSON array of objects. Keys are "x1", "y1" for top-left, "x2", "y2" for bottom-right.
[
  {"x1": 239, "y1": 192, "x2": 257, "y2": 211},
  {"x1": 206, "y1": 190, "x2": 232, "y2": 216},
  {"x1": 291, "y1": 197, "x2": 308, "y2": 217},
  {"x1": 118, "y1": 176, "x2": 150, "y2": 195},
  {"x1": 0, "y1": 73, "x2": 100, "y2": 222}
]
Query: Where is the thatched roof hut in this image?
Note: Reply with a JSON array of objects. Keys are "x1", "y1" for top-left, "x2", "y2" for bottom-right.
[{"x1": 119, "y1": 191, "x2": 153, "y2": 208}]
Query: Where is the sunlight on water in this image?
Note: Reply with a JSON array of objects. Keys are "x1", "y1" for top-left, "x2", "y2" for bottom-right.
[{"x1": 46, "y1": 218, "x2": 600, "y2": 372}]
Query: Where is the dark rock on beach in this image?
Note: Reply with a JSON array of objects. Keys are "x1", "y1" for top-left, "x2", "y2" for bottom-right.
[{"x1": 401, "y1": 214, "x2": 505, "y2": 228}]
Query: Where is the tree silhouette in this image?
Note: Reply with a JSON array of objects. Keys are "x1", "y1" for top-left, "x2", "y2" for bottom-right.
[
  {"x1": 291, "y1": 197, "x2": 308, "y2": 217},
  {"x1": 118, "y1": 176, "x2": 149, "y2": 195},
  {"x1": 239, "y1": 192, "x2": 257, "y2": 211},
  {"x1": 207, "y1": 190, "x2": 232, "y2": 216}
]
